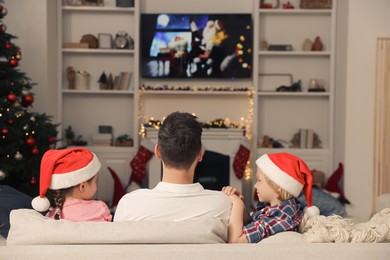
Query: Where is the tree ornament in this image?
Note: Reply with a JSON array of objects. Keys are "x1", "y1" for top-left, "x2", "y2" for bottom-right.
[
  {"x1": 26, "y1": 137, "x2": 36, "y2": 146},
  {"x1": 7, "y1": 119, "x2": 14, "y2": 125},
  {"x1": 9, "y1": 57, "x2": 18, "y2": 67},
  {"x1": 30, "y1": 116, "x2": 36, "y2": 122},
  {"x1": 7, "y1": 93, "x2": 17, "y2": 103},
  {"x1": 5, "y1": 42, "x2": 11, "y2": 49},
  {"x1": 16, "y1": 50, "x2": 22, "y2": 60},
  {"x1": 2, "y1": 127, "x2": 8, "y2": 135},
  {"x1": 0, "y1": 23, "x2": 6, "y2": 33},
  {"x1": 49, "y1": 136, "x2": 57, "y2": 144},
  {"x1": 0, "y1": 170, "x2": 6, "y2": 181},
  {"x1": 22, "y1": 94, "x2": 34, "y2": 107},
  {"x1": 1, "y1": 6, "x2": 7, "y2": 17},
  {"x1": 13, "y1": 100, "x2": 21, "y2": 108},
  {"x1": 30, "y1": 177, "x2": 37, "y2": 186},
  {"x1": 15, "y1": 151, "x2": 23, "y2": 160},
  {"x1": 31, "y1": 147, "x2": 39, "y2": 155}
]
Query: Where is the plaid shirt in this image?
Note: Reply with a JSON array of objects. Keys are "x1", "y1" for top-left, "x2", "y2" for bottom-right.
[{"x1": 243, "y1": 198, "x2": 303, "y2": 243}]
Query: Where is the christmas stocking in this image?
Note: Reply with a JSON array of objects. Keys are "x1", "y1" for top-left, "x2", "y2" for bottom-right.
[
  {"x1": 324, "y1": 162, "x2": 350, "y2": 204},
  {"x1": 129, "y1": 138, "x2": 154, "y2": 184},
  {"x1": 233, "y1": 138, "x2": 250, "y2": 179},
  {"x1": 107, "y1": 167, "x2": 126, "y2": 208}
]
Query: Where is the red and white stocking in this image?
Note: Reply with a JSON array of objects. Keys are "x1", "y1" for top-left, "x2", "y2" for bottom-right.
[
  {"x1": 129, "y1": 138, "x2": 154, "y2": 184},
  {"x1": 233, "y1": 138, "x2": 250, "y2": 179}
]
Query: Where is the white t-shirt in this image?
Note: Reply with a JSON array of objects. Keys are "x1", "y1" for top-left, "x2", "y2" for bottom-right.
[{"x1": 113, "y1": 182, "x2": 231, "y2": 224}]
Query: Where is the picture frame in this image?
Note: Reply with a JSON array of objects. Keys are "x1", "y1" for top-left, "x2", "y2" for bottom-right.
[{"x1": 98, "y1": 33, "x2": 112, "y2": 49}]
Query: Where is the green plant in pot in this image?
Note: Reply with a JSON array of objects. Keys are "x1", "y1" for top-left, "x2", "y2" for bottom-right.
[
  {"x1": 98, "y1": 71, "x2": 109, "y2": 90},
  {"x1": 65, "y1": 125, "x2": 75, "y2": 146}
]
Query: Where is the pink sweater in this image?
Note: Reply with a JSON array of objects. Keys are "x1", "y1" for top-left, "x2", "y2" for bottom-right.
[{"x1": 46, "y1": 199, "x2": 112, "y2": 222}]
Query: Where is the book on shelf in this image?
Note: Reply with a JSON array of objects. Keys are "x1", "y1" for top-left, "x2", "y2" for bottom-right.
[
  {"x1": 299, "y1": 128, "x2": 307, "y2": 149},
  {"x1": 299, "y1": 128, "x2": 315, "y2": 149},
  {"x1": 306, "y1": 128, "x2": 314, "y2": 149}
]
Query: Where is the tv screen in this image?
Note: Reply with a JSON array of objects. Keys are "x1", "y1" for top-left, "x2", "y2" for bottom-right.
[{"x1": 141, "y1": 13, "x2": 253, "y2": 79}]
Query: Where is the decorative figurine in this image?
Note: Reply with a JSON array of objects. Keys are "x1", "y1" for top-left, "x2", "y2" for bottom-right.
[
  {"x1": 312, "y1": 36, "x2": 323, "y2": 51},
  {"x1": 66, "y1": 66, "x2": 76, "y2": 89},
  {"x1": 276, "y1": 79, "x2": 302, "y2": 92}
]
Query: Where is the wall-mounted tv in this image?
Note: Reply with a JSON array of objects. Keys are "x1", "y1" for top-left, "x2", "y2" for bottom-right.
[{"x1": 141, "y1": 13, "x2": 253, "y2": 79}]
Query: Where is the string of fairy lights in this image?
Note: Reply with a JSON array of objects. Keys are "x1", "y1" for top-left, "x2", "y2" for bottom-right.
[{"x1": 136, "y1": 86, "x2": 255, "y2": 181}]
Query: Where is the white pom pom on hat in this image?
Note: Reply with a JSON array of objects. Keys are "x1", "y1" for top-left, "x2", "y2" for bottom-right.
[
  {"x1": 256, "y1": 152, "x2": 320, "y2": 216},
  {"x1": 31, "y1": 196, "x2": 51, "y2": 212},
  {"x1": 32, "y1": 147, "x2": 101, "y2": 212}
]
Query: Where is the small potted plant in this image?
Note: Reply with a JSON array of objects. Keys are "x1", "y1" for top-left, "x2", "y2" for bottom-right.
[
  {"x1": 65, "y1": 125, "x2": 75, "y2": 146},
  {"x1": 98, "y1": 71, "x2": 109, "y2": 90}
]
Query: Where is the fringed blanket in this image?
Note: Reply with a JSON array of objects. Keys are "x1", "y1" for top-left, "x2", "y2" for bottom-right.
[{"x1": 300, "y1": 208, "x2": 390, "y2": 243}]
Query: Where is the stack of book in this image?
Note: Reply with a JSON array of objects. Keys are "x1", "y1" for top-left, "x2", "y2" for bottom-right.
[
  {"x1": 91, "y1": 133, "x2": 112, "y2": 147},
  {"x1": 112, "y1": 72, "x2": 132, "y2": 90}
]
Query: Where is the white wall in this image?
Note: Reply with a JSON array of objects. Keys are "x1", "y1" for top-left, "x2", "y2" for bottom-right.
[
  {"x1": 5, "y1": 0, "x2": 58, "y2": 123},
  {"x1": 343, "y1": 0, "x2": 390, "y2": 220}
]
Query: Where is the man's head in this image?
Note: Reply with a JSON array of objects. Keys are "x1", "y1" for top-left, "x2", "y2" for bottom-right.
[{"x1": 157, "y1": 112, "x2": 202, "y2": 170}]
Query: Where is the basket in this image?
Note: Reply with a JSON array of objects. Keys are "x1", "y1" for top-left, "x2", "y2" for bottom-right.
[{"x1": 300, "y1": 0, "x2": 332, "y2": 9}]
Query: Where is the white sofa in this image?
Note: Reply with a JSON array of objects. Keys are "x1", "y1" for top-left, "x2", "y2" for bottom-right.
[{"x1": 1, "y1": 209, "x2": 390, "y2": 260}]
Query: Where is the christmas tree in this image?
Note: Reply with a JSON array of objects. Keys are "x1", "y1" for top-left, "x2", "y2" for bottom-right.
[{"x1": 0, "y1": 1, "x2": 58, "y2": 197}]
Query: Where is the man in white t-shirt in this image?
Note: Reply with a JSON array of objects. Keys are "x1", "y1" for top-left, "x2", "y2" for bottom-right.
[{"x1": 114, "y1": 112, "x2": 231, "y2": 224}]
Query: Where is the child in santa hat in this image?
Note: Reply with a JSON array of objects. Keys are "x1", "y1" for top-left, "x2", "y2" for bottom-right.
[
  {"x1": 31, "y1": 148, "x2": 112, "y2": 222},
  {"x1": 222, "y1": 152, "x2": 319, "y2": 243}
]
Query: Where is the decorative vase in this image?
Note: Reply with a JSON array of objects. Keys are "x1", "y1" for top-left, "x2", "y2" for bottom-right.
[
  {"x1": 312, "y1": 36, "x2": 323, "y2": 51},
  {"x1": 303, "y1": 38, "x2": 313, "y2": 51},
  {"x1": 75, "y1": 70, "x2": 90, "y2": 90}
]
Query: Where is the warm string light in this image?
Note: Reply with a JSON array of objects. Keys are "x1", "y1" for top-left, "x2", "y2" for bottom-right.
[
  {"x1": 137, "y1": 89, "x2": 146, "y2": 138},
  {"x1": 137, "y1": 85, "x2": 255, "y2": 182},
  {"x1": 244, "y1": 88, "x2": 255, "y2": 181}
]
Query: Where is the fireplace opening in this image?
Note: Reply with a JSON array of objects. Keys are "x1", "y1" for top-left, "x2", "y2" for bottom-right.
[{"x1": 194, "y1": 150, "x2": 230, "y2": 191}]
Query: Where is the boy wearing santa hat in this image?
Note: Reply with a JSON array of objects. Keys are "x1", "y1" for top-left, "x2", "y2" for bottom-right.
[
  {"x1": 31, "y1": 148, "x2": 112, "y2": 222},
  {"x1": 223, "y1": 152, "x2": 319, "y2": 243}
]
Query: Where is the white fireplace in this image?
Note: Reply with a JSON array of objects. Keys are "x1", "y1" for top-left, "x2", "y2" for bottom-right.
[{"x1": 146, "y1": 128, "x2": 245, "y2": 191}]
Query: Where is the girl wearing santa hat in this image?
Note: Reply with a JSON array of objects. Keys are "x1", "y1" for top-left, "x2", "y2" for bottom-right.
[
  {"x1": 31, "y1": 148, "x2": 112, "y2": 222},
  {"x1": 222, "y1": 152, "x2": 319, "y2": 243}
]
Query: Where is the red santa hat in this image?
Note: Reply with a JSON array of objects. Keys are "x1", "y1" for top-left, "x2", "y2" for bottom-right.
[
  {"x1": 31, "y1": 148, "x2": 101, "y2": 212},
  {"x1": 256, "y1": 152, "x2": 320, "y2": 216}
]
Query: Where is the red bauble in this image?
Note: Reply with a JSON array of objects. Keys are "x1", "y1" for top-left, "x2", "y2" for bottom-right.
[
  {"x1": 9, "y1": 58, "x2": 18, "y2": 67},
  {"x1": 49, "y1": 136, "x2": 57, "y2": 144},
  {"x1": 5, "y1": 42, "x2": 11, "y2": 49},
  {"x1": 30, "y1": 177, "x2": 37, "y2": 186},
  {"x1": 2, "y1": 128, "x2": 8, "y2": 135},
  {"x1": 7, "y1": 119, "x2": 14, "y2": 125},
  {"x1": 31, "y1": 147, "x2": 39, "y2": 155},
  {"x1": 7, "y1": 93, "x2": 16, "y2": 103},
  {"x1": 26, "y1": 137, "x2": 36, "y2": 146},
  {"x1": 22, "y1": 94, "x2": 34, "y2": 107}
]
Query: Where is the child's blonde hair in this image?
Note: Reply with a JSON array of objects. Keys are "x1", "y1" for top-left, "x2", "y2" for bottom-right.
[{"x1": 261, "y1": 171, "x2": 294, "y2": 201}]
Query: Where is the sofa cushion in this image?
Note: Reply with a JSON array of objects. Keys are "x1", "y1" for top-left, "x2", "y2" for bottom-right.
[
  {"x1": 0, "y1": 185, "x2": 32, "y2": 238},
  {"x1": 7, "y1": 209, "x2": 227, "y2": 245},
  {"x1": 259, "y1": 231, "x2": 304, "y2": 244}
]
